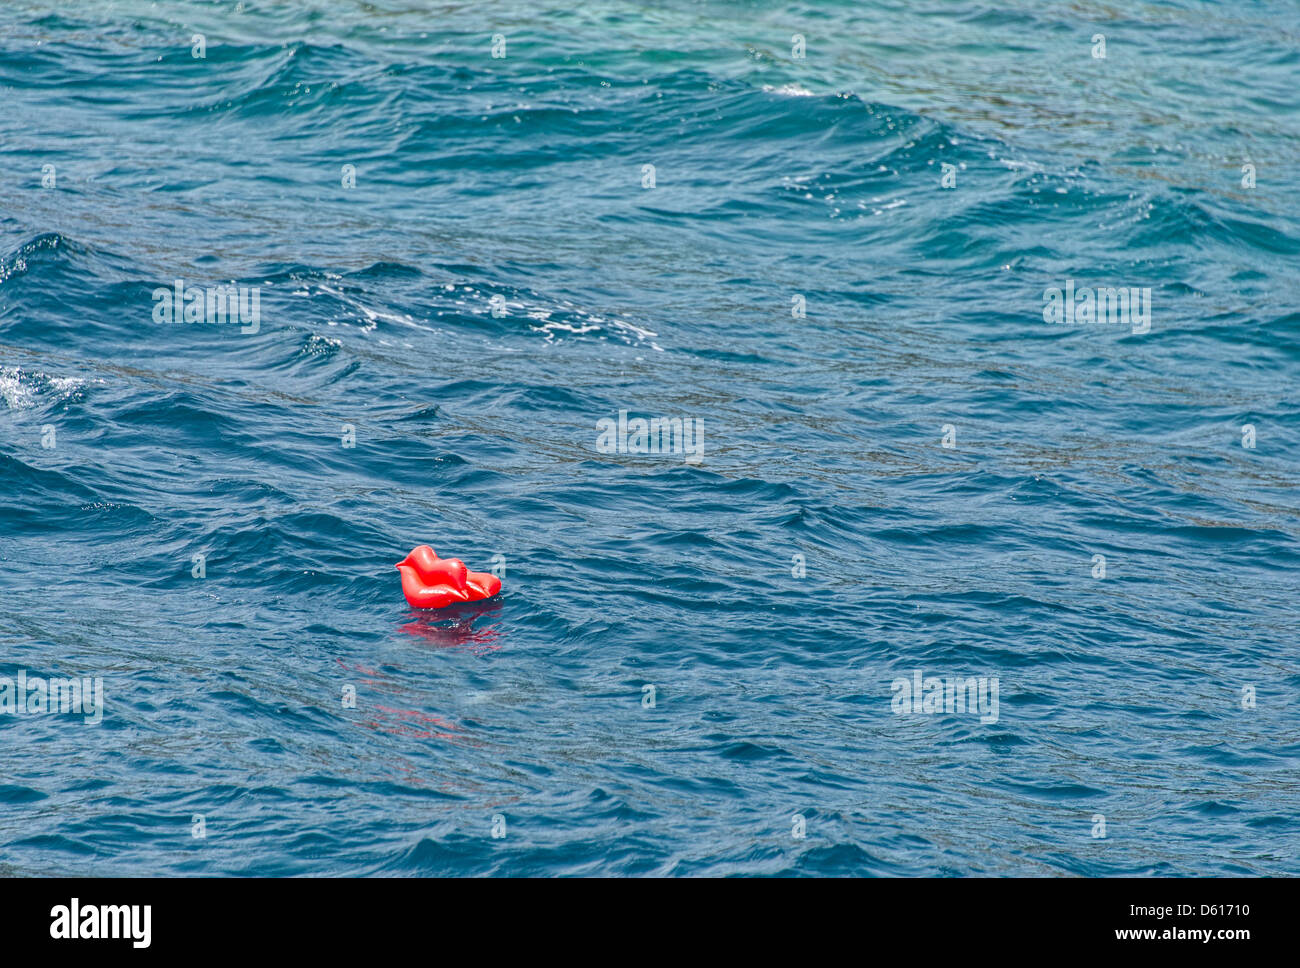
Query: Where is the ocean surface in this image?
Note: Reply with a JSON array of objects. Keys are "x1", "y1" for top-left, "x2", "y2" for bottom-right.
[{"x1": 2, "y1": 0, "x2": 1298, "y2": 877}]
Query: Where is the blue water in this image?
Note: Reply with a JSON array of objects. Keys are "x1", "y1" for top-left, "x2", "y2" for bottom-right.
[{"x1": 2, "y1": 0, "x2": 1298, "y2": 876}]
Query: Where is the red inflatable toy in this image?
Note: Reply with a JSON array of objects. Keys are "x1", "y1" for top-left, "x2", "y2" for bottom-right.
[{"x1": 396, "y1": 545, "x2": 501, "y2": 609}]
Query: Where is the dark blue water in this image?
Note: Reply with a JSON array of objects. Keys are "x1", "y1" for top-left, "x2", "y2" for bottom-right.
[{"x1": 2, "y1": 0, "x2": 1298, "y2": 876}]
